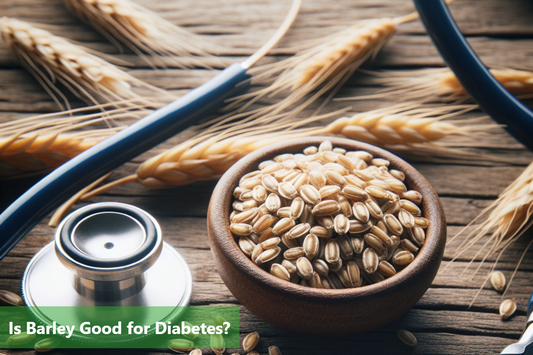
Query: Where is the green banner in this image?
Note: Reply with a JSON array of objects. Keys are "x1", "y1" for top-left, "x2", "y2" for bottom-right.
[{"x1": 0, "y1": 306, "x2": 239, "y2": 349}]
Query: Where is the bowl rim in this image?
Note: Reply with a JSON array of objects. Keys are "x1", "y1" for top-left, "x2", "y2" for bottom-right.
[{"x1": 208, "y1": 136, "x2": 446, "y2": 299}]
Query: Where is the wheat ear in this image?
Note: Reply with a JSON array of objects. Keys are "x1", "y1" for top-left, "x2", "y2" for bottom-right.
[
  {"x1": 336, "y1": 67, "x2": 533, "y2": 103},
  {"x1": 0, "y1": 103, "x2": 153, "y2": 178},
  {"x1": 62, "y1": 0, "x2": 226, "y2": 69},
  {"x1": 0, "y1": 17, "x2": 175, "y2": 110},
  {"x1": 87, "y1": 104, "x2": 490, "y2": 190},
  {"x1": 447, "y1": 161, "x2": 533, "y2": 302}
]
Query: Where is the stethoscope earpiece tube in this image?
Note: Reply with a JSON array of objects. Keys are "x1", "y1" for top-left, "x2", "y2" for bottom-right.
[
  {"x1": 413, "y1": 0, "x2": 533, "y2": 151},
  {"x1": 0, "y1": 63, "x2": 249, "y2": 261}
]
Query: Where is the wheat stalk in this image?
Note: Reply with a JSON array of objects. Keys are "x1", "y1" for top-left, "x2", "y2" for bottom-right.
[
  {"x1": 0, "y1": 103, "x2": 153, "y2": 178},
  {"x1": 62, "y1": 0, "x2": 226, "y2": 69},
  {"x1": 45, "y1": 102, "x2": 493, "y2": 225},
  {"x1": 447, "y1": 162, "x2": 533, "y2": 304},
  {"x1": 336, "y1": 67, "x2": 533, "y2": 103},
  {"x1": 0, "y1": 17, "x2": 174, "y2": 110}
]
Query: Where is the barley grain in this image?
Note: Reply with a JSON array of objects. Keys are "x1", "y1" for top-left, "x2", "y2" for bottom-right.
[
  {"x1": 35, "y1": 337, "x2": 60, "y2": 352},
  {"x1": 490, "y1": 271, "x2": 506, "y2": 292},
  {"x1": 303, "y1": 233, "x2": 320, "y2": 260},
  {"x1": 397, "y1": 329, "x2": 417, "y2": 347},
  {"x1": 296, "y1": 257, "x2": 314, "y2": 280},
  {"x1": 500, "y1": 299, "x2": 517, "y2": 320},
  {"x1": 168, "y1": 339, "x2": 194, "y2": 353},
  {"x1": 363, "y1": 248, "x2": 379, "y2": 274},
  {"x1": 284, "y1": 247, "x2": 305, "y2": 260},
  {"x1": 0, "y1": 290, "x2": 24, "y2": 306}
]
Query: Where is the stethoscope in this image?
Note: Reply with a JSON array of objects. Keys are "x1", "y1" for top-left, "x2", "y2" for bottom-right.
[{"x1": 2, "y1": 0, "x2": 533, "y2": 348}]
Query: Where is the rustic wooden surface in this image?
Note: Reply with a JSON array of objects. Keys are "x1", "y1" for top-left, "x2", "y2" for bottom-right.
[{"x1": 1, "y1": 0, "x2": 533, "y2": 354}]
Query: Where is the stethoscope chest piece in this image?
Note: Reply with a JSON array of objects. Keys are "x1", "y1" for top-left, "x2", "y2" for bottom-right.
[{"x1": 22, "y1": 202, "x2": 192, "y2": 308}]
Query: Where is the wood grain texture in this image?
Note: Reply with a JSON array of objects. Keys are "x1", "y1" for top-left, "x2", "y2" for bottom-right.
[{"x1": 1, "y1": 0, "x2": 533, "y2": 353}]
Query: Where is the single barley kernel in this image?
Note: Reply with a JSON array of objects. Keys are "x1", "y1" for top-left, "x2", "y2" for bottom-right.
[
  {"x1": 364, "y1": 233, "x2": 387, "y2": 255},
  {"x1": 0, "y1": 290, "x2": 24, "y2": 306},
  {"x1": 283, "y1": 170, "x2": 301, "y2": 184},
  {"x1": 304, "y1": 146, "x2": 318, "y2": 155},
  {"x1": 259, "y1": 228, "x2": 275, "y2": 243},
  {"x1": 401, "y1": 239, "x2": 419, "y2": 254},
  {"x1": 344, "y1": 174, "x2": 367, "y2": 189},
  {"x1": 312, "y1": 259, "x2": 329, "y2": 276},
  {"x1": 282, "y1": 259, "x2": 297, "y2": 274},
  {"x1": 332, "y1": 214, "x2": 349, "y2": 235},
  {"x1": 321, "y1": 276, "x2": 332, "y2": 289},
  {"x1": 189, "y1": 350, "x2": 202, "y2": 355},
  {"x1": 233, "y1": 208, "x2": 258, "y2": 224},
  {"x1": 355, "y1": 169, "x2": 375, "y2": 181},
  {"x1": 383, "y1": 214, "x2": 403, "y2": 236},
  {"x1": 490, "y1": 271, "x2": 506, "y2": 292},
  {"x1": 410, "y1": 226, "x2": 426, "y2": 247},
  {"x1": 337, "y1": 154, "x2": 357, "y2": 172},
  {"x1": 336, "y1": 268, "x2": 352, "y2": 288},
  {"x1": 398, "y1": 209, "x2": 416, "y2": 228},
  {"x1": 292, "y1": 172, "x2": 309, "y2": 191},
  {"x1": 324, "y1": 170, "x2": 346, "y2": 187},
  {"x1": 303, "y1": 233, "x2": 320, "y2": 260},
  {"x1": 252, "y1": 185, "x2": 268, "y2": 203},
  {"x1": 265, "y1": 193, "x2": 282, "y2": 213},
  {"x1": 378, "y1": 260, "x2": 397, "y2": 277},
  {"x1": 338, "y1": 195, "x2": 352, "y2": 217},
  {"x1": 319, "y1": 185, "x2": 341, "y2": 199},
  {"x1": 277, "y1": 206, "x2": 291, "y2": 218},
  {"x1": 390, "y1": 169, "x2": 405, "y2": 181},
  {"x1": 349, "y1": 220, "x2": 372, "y2": 234},
  {"x1": 319, "y1": 140, "x2": 333, "y2": 152},
  {"x1": 262, "y1": 174, "x2": 280, "y2": 193},
  {"x1": 365, "y1": 186, "x2": 389, "y2": 199},
  {"x1": 316, "y1": 215, "x2": 334, "y2": 230},
  {"x1": 275, "y1": 169, "x2": 293, "y2": 181},
  {"x1": 168, "y1": 339, "x2": 194, "y2": 353},
  {"x1": 371, "y1": 225, "x2": 393, "y2": 247},
  {"x1": 310, "y1": 271, "x2": 324, "y2": 288},
  {"x1": 342, "y1": 185, "x2": 368, "y2": 201},
  {"x1": 279, "y1": 182, "x2": 298, "y2": 200},
  {"x1": 253, "y1": 214, "x2": 277, "y2": 234},
  {"x1": 346, "y1": 260, "x2": 362, "y2": 287},
  {"x1": 351, "y1": 236, "x2": 365, "y2": 254},
  {"x1": 300, "y1": 184, "x2": 322, "y2": 205},
  {"x1": 239, "y1": 237, "x2": 256, "y2": 257},
  {"x1": 230, "y1": 223, "x2": 253, "y2": 237},
  {"x1": 392, "y1": 250, "x2": 415, "y2": 266},
  {"x1": 397, "y1": 329, "x2": 417, "y2": 347},
  {"x1": 287, "y1": 223, "x2": 311, "y2": 239},
  {"x1": 284, "y1": 247, "x2": 305, "y2": 260},
  {"x1": 312, "y1": 200, "x2": 341, "y2": 217},
  {"x1": 372, "y1": 158, "x2": 390, "y2": 167},
  {"x1": 310, "y1": 225, "x2": 331, "y2": 238},
  {"x1": 401, "y1": 190, "x2": 423, "y2": 205},
  {"x1": 261, "y1": 237, "x2": 281, "y2": 250},
  {"x1": 289, "y1": 197, "x2": 305, "y2": 220},
  {"x1": 211, "y1": 333, "x2": 225, "y2": 355},
  {"x1": 414, "y1": 216, "x2": 429, "y2": 228},
  {"x1": 243, "y1": 331, "x2": 260, "y2": 351},
  {"x1": 400, "y1": 199, "x2": 422, "y2": 215},
  {"x1": 269, "y1": 345, "x2": 283, "y2": 355},
  {"x1": 251, "y1": 244, "x2": 264, "y2": 262},
  {"x1": 325, "y1": 239, "x2": 341, "y2": 264},
  {"x1": 272, "y1": 218, "x2": 296, "y2": 235},
  {"x1": 262, "y1": 162, "x2": 284, "y2": 175},
  {"x1": 296, "y1": 257, "x2": 314, "y2": 280},
  {"x1": 256, "y1": 247, "x2": 281, "y2": 264},
  {"x1": 333, "y1": 147, "x2": 347, "y2": 155},
  {"x1": 363, "y1": 248, "x2": 379, "y2": 274},
  {"x1": 365, "y1": 199, "x2": 383, "y2": 219},
  {"x1": 352, "y1": 202, "x2": 370, "y2": 223},
  {"x1": 500, "y1": 299, "x2": 517, "y2": 320}
]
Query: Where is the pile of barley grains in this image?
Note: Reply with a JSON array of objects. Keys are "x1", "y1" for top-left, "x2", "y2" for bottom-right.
[{"x1": 229, "y1": 141, "x2": 427, "y2": 288}]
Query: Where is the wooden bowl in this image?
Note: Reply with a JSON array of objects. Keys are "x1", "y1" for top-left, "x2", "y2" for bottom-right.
[{"x1": 207, "y1": 137, "x2": 446, "y2": 335}]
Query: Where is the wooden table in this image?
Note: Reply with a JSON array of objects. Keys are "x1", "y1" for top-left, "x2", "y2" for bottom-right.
[{"x1": 1, "y1": 0, "x2": 533, "y2": 354}]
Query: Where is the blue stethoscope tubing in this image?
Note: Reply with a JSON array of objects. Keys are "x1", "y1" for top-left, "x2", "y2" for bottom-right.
[
  {"x1": 413, "y1": 0, "x2": 533, "y2": 151},
  {"x1": 0, "y1": 63, "x2": 249, "y2": 260}
]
